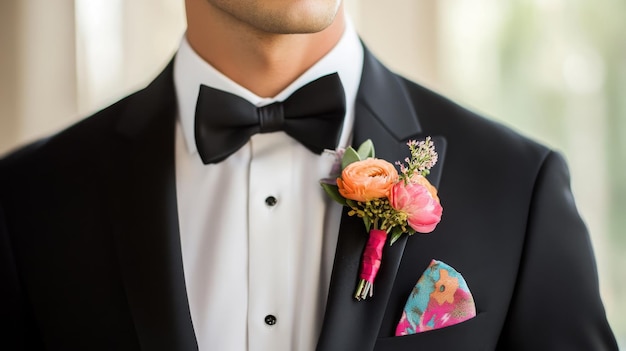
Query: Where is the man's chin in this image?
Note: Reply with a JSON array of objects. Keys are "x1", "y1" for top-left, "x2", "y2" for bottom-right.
[
  {"x1": 261, "y1": 21, "x2": 335, "y2": 35},
  {"x1": 249, "y1": 8, "x2": 340, "y2": 35},
  {"x1": 228, "y1": 0, "x2": 342, "y2": 35}
]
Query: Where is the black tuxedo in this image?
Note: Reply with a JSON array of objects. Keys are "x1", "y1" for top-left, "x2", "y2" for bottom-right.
[{"x1": 0, "y1": 47, "x2": 617, "y2": 350}]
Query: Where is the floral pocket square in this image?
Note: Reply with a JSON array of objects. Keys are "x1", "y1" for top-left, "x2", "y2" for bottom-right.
[{"x1": 395, "y1": 259, "x2": 476, "y2": 336}]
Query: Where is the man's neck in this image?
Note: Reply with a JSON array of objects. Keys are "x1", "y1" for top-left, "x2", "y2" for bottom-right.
[{"x1": 184, "y1": 0, "x2": 346, "y2": 97}]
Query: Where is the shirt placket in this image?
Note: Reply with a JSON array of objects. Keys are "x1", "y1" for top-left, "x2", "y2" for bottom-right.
[{"x1": 247, "y1": 133, "x2": 294, "y2": 351}]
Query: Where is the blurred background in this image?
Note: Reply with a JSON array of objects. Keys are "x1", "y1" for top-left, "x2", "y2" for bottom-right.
[{"x1": 0, "y1": 0, "x2": 624, "y2": 347}]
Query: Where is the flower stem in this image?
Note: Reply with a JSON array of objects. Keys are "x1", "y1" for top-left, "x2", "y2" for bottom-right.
[
  {"x1": 355, "y1": 279, "x2": 374, "y2": 300},
  {"x1": 354, "y1": 229, "x2": 387, "y2": 300}
]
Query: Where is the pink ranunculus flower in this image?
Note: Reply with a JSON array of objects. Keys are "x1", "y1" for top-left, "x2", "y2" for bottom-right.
[{"x1": 389, "y1": 175, "x2": 442, "y2": 233}]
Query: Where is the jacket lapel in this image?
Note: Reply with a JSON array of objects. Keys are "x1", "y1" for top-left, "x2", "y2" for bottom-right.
[
  {"x1": 105, "y1": 62, "x2": 198, "y2": 350},
  {"x1": 317, "y1": 47, "x2": 447, "y2": 351}
]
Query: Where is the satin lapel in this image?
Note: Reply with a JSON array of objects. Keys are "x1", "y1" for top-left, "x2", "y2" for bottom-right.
[
  {"x1": 106, "y1": 62, "x2": 198, "y2": 350},
  {"x1": 317, "y1": 47, "x2": 447, "y2": 351}
]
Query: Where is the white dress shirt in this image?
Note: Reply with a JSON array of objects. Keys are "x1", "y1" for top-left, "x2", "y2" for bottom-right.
[{"x1": 173, "y1": 17, "x2": 364, "y2": 351}]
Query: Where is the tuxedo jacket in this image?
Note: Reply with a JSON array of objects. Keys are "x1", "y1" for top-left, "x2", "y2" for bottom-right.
[{"x1": 0, "y1": 47, "x2": 618, "y2": 351}]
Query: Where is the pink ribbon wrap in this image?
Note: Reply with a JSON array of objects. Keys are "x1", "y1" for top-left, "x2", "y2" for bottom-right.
[{"x1": 359, "y1": 229, "x2": 387, "y2": 283}]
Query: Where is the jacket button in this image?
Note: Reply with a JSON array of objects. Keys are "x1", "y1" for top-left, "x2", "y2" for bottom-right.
[{"x1": 264, "y1": 314, "x2": 277, "y2": 326}]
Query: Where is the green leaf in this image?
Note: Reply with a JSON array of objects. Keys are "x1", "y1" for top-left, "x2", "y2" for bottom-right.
[
  {"x1": 389, "y1": 227, "x2": 404, "y2": 245},
  {"x1": 320, "y1": 183, "x2": 347, "y2": 206},
  {"x1": 390, "y1": 232, "x2": 402, "y2": 245},
  {"x1": 363, "y1": 216, "x2": 372, "y2": 232},
  {"x1": 341, "y1": 147, "x2": 361, "y2": 169},
  {"x1": 357, "y1": 139, "x2": 375, "y2": 159},
  {"x1": 346, "y1": 199, "x2": 358, "y2": 209}
]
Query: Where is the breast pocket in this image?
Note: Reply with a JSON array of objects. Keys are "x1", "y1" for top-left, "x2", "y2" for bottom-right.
[{"x1": 374, "y1": 313, "x2": 489, "y2": 351}]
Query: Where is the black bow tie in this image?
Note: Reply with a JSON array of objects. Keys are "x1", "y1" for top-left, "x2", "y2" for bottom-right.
[{"x1": 194, "y1": 73, "x2": 346, "y2": 164}]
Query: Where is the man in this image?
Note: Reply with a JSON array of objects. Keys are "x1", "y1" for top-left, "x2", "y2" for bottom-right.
[{"x1": 0, "y1": 0, "x2": 618, "y2": 350}]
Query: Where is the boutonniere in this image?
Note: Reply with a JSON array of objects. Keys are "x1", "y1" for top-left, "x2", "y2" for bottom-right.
[{"x1": 321, "y1": 138, "x2": 442, "y2": 300}]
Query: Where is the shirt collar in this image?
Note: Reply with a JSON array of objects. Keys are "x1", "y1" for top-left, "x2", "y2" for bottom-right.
[{"x1": 174, "y1": 16, "x2": 364, "y2": 154}]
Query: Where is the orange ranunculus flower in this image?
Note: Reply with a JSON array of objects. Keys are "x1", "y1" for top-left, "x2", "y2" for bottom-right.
[{"x1": 337, "y1": 158, "x2": 399, "y2": 202}]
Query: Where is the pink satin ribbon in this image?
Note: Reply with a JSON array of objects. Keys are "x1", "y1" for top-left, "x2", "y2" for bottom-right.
[{"x1": 360, "y1": 229, "x2": 387, "y2": 282}]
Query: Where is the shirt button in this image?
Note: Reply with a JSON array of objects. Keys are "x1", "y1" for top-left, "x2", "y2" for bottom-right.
[
  {"x1": 264, "y1": 314, "x2": 277, "y2": 326},
  {"x1": 265, "y1": 196, "x2": 277, "y2": 207}
]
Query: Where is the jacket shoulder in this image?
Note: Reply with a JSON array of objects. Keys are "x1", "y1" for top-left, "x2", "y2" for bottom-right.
[
  {"x1": 0, "y1": 96, "x2": 128, "y2": 176},
  {"x1": 0, "y1": 60, "x2": 175, "y2": 175},
  {"x1": 400, "y1": 77, "x2": 553, "y2": 168}
]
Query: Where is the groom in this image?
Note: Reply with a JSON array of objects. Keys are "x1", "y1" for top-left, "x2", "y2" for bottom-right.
[{"x1": 0, "y1": 0, "x2": 618, "y2": 350}]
